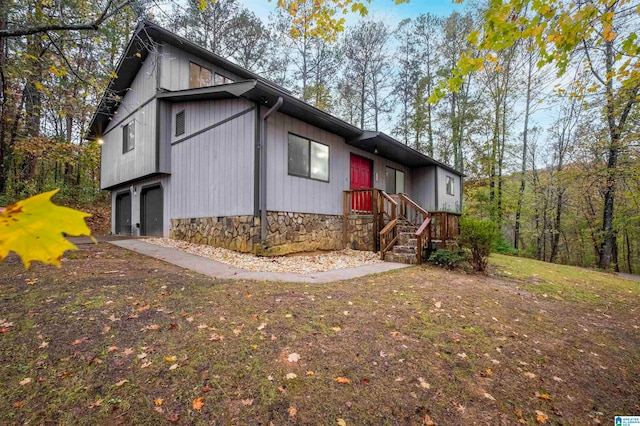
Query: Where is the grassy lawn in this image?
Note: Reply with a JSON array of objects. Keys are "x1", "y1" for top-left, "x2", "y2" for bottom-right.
[{"x1": 1, "y1": 244, "x2": 639, "y2": 425}]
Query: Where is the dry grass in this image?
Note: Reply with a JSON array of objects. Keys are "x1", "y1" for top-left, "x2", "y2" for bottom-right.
[{"x1": 0, "y1": 243, "x2": 638, "y2": 425}]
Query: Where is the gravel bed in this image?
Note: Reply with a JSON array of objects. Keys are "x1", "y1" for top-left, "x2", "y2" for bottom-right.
[{"x1": 144, "y1": 238, "x2": 383, "y2": 273}]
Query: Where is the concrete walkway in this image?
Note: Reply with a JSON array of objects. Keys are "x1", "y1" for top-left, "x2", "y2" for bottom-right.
[{"x1": 109, "y1": 239, "x2": 411, "y2": 283}]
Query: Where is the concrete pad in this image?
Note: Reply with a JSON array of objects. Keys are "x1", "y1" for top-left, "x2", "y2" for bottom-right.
[{"x1": 109, "y1": 239, "x2": 411, "y2": 283}]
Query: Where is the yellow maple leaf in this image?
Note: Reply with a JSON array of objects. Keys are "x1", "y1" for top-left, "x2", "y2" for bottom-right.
[
  {"x1": 0, "y1": 190, "x2": 91, "y2": 268},
  {"x1": 335, "y1": 377, "x2": 351, "y2": 384}
]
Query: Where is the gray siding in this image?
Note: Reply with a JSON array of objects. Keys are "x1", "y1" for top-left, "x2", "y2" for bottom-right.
[
  {"x1": 158, "y1": 44, "x2": 243, "y2": 91},
  {"x1": 170, "y1": 98, "x2": 256, "y2": 218},
  {"x1": 110, "y1": 175, "x2": 171, "y2": 237},
  {"x1": 410, "y1": 166, "x2": 436, "y2": 211},
  {"x1": 100, "y1": 53, "x2": 160, "y2": 189},
  {"x1": 264, "y1": 108, "x2": 411, "y2": 216},
  {"x1": 100, "y1": 101, "x2": 158, "y2": 189},
  {"x1": 105, "y1": 54, "x2": 158, "y2": 133},
  {"x1": 437, "y1": 166, "x2": 461, "y2": 212}
]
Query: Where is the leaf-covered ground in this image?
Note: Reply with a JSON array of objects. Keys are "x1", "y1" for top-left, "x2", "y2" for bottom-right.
[{"x1": 0, "y1": 245, "x2": 638, "y2": 425}]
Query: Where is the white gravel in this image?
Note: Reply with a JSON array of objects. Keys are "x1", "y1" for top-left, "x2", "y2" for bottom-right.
[{"x1": 144, "y1": 238, "x2": 383, "y2": 273}]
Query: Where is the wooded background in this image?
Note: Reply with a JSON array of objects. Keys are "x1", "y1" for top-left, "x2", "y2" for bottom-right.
[{"x1": 1, "y1": 0, "x2": 638, "y2": 272}]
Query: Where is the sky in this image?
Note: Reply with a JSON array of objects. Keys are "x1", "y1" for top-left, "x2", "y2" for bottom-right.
[{"x1": 237, "y1": 0, "x2": 470, "y2": 27}]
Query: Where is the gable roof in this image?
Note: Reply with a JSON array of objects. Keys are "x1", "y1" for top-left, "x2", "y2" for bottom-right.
[{"x1": 87, "y1": 20, "x2": 462, "y2": 176}]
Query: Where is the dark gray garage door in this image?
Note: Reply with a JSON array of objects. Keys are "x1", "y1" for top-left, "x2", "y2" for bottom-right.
[
  {"x1": 115, "y1": 192, "x2": 131, "y2": 235},
  {"x1": 141, "y1": 185, "x2": 163, "y2": 236}
]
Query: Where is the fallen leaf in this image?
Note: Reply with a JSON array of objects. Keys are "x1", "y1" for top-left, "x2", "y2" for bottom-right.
[
  {"x1": 535, "y1": 410, "x2": 548, "y2": 423},
  {"x1": 154, "y1": 398, "x2": 164, "y2": 406},
  {"x1": 123, "y1": 348, "x2": 134, "y2": 356},
  {"x1": 257, "y1": 322, "x2": 267, "y2": 331},
  {"x1": 71, "y1": 337, "x2": 88, "y2": 345},
  {"x1": 552, "y1": 376, "x2": 563, "y2": 382},
  {"x1": 165, "y1": 356, "x2": 177, "y2": 362},
  {"x1": 390, "y1": 331, "x2": 400, "y2": 336},
  {"x1": 193, "y1": 397, "x2": 204, "y2": 410},
  {"x1": 486, "y1": 368, "x2": 493, "y2": 376},
  {"x1": 434, "y1": 301, "x2": 442, "y2": 308},
  {"x1": 147, "y1": 324, "x2": 160, "y2": 330},
  {"x1": 288, "y1": 406, "x2": 297, "y2": 418},
  {"x1": 514, "y1": 408, "x2": 523, "y2": 417},
  {"x1": 209, "y1": 333, "x2": 224, "y2": 341},
  {"x1": 166, "y1": 413, "x2": 180, "y2": 422},
  {"x1": 524, "y1": 372, "x2": 537, "y2": 379},
  {"x1": 38, "y1": 341, "x2": 49, "y2": 349},
  {"x1": 518, "y1": 419, "x2": 527, "y2": 424},
  {"x1": 306, "y1": 370, "x2": 314, "y2": 376},
  {"x1": 88, "y1": 398, "x2": 103, "y2": 409},
  {"x1": 137, "y1": 305, "x2": 150, "y2": 312},
  {"x1": 335, "y1": 377, "x2": 351, "y2": 384},
  {"x1": 332, "y1": 327, "x2": 341, "y2": 332},
  {"x1": 115, "y1": 379, "x2": 129, "y2": 387},
  {"x1": 13, "y1": 401, "x2": 24, "y2": 408},
  {"x1": 169, "y1": 364, "x2": 178, "y2": 370},
  {"x1": 137, "y1": 353, "x2": 147, "y2": 359},
  {"x1": 108, "y1": 346, "x2": 118, "y2": 353},
  {"x1": 141, "y1": 361, "x2": 152, "y2": 368},
  {"x1": 19, "y1": 378, "x2": 32, "y2": 386},
  {"x1": 285, "y1": 373, "x2": 297, "y2": 380},
  {"x1": 337, "y1": 419, "x2": 347, "y2": 426},
  {"x1": 423, "y1": 414, "x2": 436, "y2": 425},
  {"x1": 288, "y1": 353, "x2": 300, "y2": 362},
  {"x1": 483, "y1": 392, "x2": 496, "y2": 401},
  {"x1": 241, "y1": 399, "x2": 253, "y2": 406},
  {"x1": 418, "y1": 377, "x2": 431, "y2": 389},
  {"x1": 536, "y1": 392, "x2": 551, "y2": 400}
]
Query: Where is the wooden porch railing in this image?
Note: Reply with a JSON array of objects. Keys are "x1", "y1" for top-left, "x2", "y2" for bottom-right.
[{"x1": 344, "y1": 189, "x2": 461, "y2": 263}]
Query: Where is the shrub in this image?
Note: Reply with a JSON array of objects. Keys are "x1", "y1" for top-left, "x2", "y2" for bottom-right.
[
  {"x1": 457, "y1": 218, "x2": 500, "y2": 272},
  {"x1": 428, "y1": 248, "x2": 467, "y2": 270},
  {"x1": 493, "y1": 235, "x2": 518, "y2": 255}
]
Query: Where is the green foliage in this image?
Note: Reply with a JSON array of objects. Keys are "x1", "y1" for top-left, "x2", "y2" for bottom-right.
[
  {"x1": 493, "y1": 236, "x2": 517, "y2": 255},
  {"x1": 457, "y1": 217, "x2": 499, "y2": 272},
  {"x1": 428, "y1": 248, "x2": 467, "y2": 270}
]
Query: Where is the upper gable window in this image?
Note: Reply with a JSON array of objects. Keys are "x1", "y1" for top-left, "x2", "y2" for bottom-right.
[
  {"x1": 123, "y1": 121, "x2": 135, "y2": 153},
  {"x1": 446, "y1": 176, "x2": 455, "y2": 196},
  {"x1": 189, "y1": 62, "x2": 212, "y2": 88},
  {"x1": 214, "y1": 73, "x2": 234, "y2": 85}
]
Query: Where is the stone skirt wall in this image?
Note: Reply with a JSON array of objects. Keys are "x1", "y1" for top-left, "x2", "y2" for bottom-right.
[{"x1": 171, "y1": 211, "x2": 375, "y2": 256}]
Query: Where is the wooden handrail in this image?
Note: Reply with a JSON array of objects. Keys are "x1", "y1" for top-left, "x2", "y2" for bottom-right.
[
  {"x1": 399, "y1": 193, "x2": 428, "y2": 218},
  {"x1": 380, "y1": 218, "x2": 397, "y2": 235},
  {"x1": 415, "y1": 217, "x2": 431, "y2": 265},
  {"x1": 379, "y1": 218, "x2": 398, "y2": 260},
  {"x1": 380, "y1": 191, "x2": 398, "y2": 207}
]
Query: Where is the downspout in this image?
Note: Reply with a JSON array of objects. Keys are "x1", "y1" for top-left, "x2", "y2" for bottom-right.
[{"x1": 260, "y1": 96, "x2": 283, "y2": 245}]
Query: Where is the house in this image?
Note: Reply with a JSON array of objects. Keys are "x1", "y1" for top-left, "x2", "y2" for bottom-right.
[{"x1": 87, "y1": 20, "x2": 463, "y2": 263}]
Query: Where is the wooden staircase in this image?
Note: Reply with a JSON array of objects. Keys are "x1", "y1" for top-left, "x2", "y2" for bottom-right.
[
  {"x1": 383, "y1": 219, "x2": 419, "y2": 264},
  {"x1": 343, "y1": 189, "x2": 461, "y2": 265}
]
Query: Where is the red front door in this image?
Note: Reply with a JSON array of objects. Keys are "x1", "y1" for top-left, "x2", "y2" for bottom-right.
[{"x1": 350, "y1": 154, "x2": 373, "y2": 212}]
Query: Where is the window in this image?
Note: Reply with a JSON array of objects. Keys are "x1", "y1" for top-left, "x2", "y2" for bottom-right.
[
  {"x1": 175, "y1": 110, "x2": 185, "y2": 136},
  {"x1": 385, "y1": 167, "x2": 405, "y2": 194},
  {"x1": 214, "y1": 73, "x2": 234, "y2": 85},
  {"x1": 189, "y1": 62, "x2": 212, "y2": 88},
  {"x1": 446, "y1": 176, "x2": 455, "y2": 196},
  {"x1": 288, "y1": 133, "x2": 329, "y2": 181},
  {"x1": 123, "y1": 121, "x2": 135, "y2": 153}
]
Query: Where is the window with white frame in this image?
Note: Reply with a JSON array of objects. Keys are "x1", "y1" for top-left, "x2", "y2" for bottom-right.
[
  {"x1": 287, "y1": 133, "x2": 329, "y2": 182},
  {"x1": 446, "y1": 175, "x2": 454, "y2": 196},
  {"x1": 122, "y1": 121, "x2": 135, "y2": 153}
]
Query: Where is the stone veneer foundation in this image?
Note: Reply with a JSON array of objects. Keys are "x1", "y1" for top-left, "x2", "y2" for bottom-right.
[{"x1": 170, "y1": 211, "x2": 376, "y2": 256}]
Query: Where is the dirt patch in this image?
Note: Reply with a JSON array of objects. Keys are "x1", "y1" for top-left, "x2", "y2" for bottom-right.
[{"x1": 0, "y1": 243, "x2": 638, "y2": 425}]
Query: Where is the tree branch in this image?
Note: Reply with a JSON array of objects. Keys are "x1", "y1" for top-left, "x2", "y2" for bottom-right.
[{"x1": 0, "y1": 0, "x2": 130, "y2": 38}]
